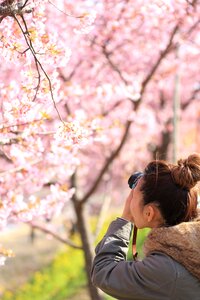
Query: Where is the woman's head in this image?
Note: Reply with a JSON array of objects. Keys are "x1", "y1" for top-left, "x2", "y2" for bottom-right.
[{"x1": 140, "y1": 153, "x2": 200, "y2": 226}]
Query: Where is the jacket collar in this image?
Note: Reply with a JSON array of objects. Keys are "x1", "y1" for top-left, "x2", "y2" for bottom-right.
[{"x1": 143, "y1": 214, "x2": 200, "y2": 281}]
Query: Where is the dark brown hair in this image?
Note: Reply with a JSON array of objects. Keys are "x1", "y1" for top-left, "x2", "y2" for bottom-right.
[{"x1": 141, "y1": 153, "x2": 200, "y2": 226}]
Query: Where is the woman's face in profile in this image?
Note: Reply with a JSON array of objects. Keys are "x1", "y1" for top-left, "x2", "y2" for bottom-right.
[
  {"x1": 130, "y1": 178, "x2": 165, "y2": 228},
  {"x1": 129, "y1": 178, "x2": 147, "y2": 228}
]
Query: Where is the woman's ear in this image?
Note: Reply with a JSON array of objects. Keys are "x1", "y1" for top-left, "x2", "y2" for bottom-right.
[
  {"x1": 144, "y1": 204, "x2": 165, "y2": 227},
  {"x1": 143, "y1": 205, "x2": 155, "y2": 223}
]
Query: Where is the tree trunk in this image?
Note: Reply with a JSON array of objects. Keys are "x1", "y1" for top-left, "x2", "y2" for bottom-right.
[
  {"x1": 74, "y1": 202, "x2": 104, "y2": 300},
  {"x1": 150, "y1": 128, "x2": 172, "y2": 160}
]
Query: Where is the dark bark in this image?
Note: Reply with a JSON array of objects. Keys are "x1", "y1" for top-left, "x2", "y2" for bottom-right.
[
  {"x1": 74, "y1": 201, "x2": 104, "y2": 300},
  {"x1": 149, "y1": 84, "x2": 199, "y2": 161},
  {"x1": 150, "y1": 130, "x2": 172, "y2": 160}
]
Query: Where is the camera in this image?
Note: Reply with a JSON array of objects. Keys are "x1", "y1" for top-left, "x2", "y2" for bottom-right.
[{"x1": 128, "y1": 172, "x2": 143, "y2": 189}]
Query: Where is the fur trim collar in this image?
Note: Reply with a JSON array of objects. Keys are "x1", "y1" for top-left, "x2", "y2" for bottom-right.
[{"x1": 143, "y1": 216, "x2": 200, "y2": 281}]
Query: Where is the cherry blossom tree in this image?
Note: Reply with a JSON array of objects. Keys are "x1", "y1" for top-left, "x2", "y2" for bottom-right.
[{"x1": 0, "y1": 1, "x2": 199, "y2": 299}]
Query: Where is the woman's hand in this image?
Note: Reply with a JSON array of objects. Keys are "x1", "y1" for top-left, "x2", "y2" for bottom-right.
[{"x1": 121, "y1": 190, "x2": 134, "y2": 222}]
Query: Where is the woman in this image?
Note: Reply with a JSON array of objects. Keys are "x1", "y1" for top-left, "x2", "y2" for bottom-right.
[{"x1": 91, "y1": 153, "x2": 200, "y2": 300}]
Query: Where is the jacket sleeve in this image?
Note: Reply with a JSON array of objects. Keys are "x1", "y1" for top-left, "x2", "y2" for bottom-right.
[{"x1": 91, "y1": 218, "x2": 177, "y2": 300}]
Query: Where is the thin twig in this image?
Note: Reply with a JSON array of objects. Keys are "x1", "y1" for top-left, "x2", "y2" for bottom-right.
[
  {"x1": 102, "y1": 44, "x2": 129, "y2": 85},
  {"x1": 19, "y1": 13, "x2": 41, "y2": 101},
  {"x1": 21, "y1": 0, "x2": 29, "y2": 9},
  {"x1": 47, "y1": 0, "x2": 82, "y2": 18},
  {"x1": 13, "y1": 15, "x2": 64, "y2": 122}
]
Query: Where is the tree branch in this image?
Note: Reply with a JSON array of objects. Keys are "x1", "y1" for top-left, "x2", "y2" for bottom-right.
[
  {"x1": 140, "y1": 24, "x2": 179, "y2": 97},
  {"x1": 0, "y1": 118, "x2": 47, "y2": 132},
  {"x1": 102, "y1": 24, "x2": 179, "y2": 110},
  {"x1": 0, "y1": 137, "x2": 20, "y2": 145},
  {"x1": 80, "y1": 120, "x2": 132, "y2": 205},
  {"x1": 102, "y1": 44, "x2": 129, "y2": 85},
  {"x1": 21, "y1": 0, "x2": 30, "y2": 9},
  {"x1": 80, "y1": 25, "x2": 181, "y2": 206},
  {"x1": 0, "y1": 149, "x2": 13, "y2": 162},
  {"x1": 181, "y1": 84, "x2": 200, "y2": 110},
  {"x1": 186, "y1": 18, "x2": 200, "y2": 36},
  {"x1": 58, "y1": 59, "x2": 83, "y2": 83},
  {"x1": 30, "y1": 222, "x2": 82, "y2": 249},
  {"x1": 149, "y1": 84, "x2": 199, "y2": 159},
  {"x1": 70, "y1": 171, "x2": 78, "y2": 203},
  {"x1": 102, "y1": 99, "x2": 124, "y2": 117},
  {"x1": 186, "y1": 0, "x2": 198, "y2": 7}
]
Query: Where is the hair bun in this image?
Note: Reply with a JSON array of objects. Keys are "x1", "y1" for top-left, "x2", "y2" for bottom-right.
[{"x1": 171, "y1": 153, "x2": 200, "y2": 190}]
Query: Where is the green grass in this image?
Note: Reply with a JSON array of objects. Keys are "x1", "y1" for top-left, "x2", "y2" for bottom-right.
[{"x1": 2, "y1": 216, "x2": 149, "y2": 300}]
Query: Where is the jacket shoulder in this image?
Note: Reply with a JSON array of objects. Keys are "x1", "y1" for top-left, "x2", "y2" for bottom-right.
[
  {"x1": 147, "y1": 252, "x2": 200, "y2": 300},
  {"x1": 136, "y1": 252, "x2": 177, "y2": 284}
]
